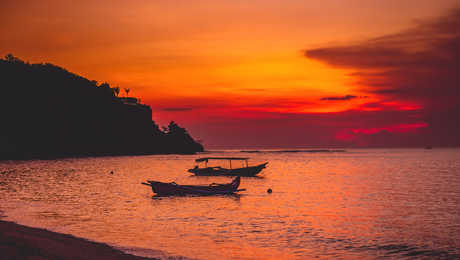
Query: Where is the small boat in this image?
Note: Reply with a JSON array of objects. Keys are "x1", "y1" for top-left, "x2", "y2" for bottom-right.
[
  {"x1": 142, "y1": 176, "x2": 243, "y2": 196},
  {"x1": 188, "y1": 157, "x2": 268, "y2": 177}
]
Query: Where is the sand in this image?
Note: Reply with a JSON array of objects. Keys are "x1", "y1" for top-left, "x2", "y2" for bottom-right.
[{"x1": 0, "y1": 220, "x2": 159, "y2": 260}]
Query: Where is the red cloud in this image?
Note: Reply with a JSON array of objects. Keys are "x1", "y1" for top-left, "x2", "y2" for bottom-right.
[{"x1": 303, "y1": 8, "x2": 460, "y2": 147}]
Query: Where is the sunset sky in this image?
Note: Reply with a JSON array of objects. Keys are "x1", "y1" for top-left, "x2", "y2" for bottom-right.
[{"x1": 2, "y1": 0, "x2": 459, "y2": 148}]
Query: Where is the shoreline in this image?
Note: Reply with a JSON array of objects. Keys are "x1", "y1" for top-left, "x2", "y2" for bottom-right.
[
  {"x1": 0, "y1": 220, "x2": 159, "y2": 260},
  {"x1": 0, "y1": 150, "x2": 202, "y2": 162}
]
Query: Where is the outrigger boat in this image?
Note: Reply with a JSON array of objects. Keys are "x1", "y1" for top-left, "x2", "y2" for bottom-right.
[
  {"x1": 142, "y1": 176, "x2": 243, "y2": 196},
  {"x1": 188, "y1": 157, "x2": 268, "y2": 177}
]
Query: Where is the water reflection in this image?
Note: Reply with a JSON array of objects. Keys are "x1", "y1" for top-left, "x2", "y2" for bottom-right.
[
  {"x1": 0, "y1": 149, "x2": 459, "y2": 259},
  {"x1": 150, "y1": 193, "x2": 243, "y2": 201}
]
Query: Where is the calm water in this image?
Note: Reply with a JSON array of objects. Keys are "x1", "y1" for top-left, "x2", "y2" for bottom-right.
[{"x1": 1, "y1": 149, "x2": 459, "y2": 259}]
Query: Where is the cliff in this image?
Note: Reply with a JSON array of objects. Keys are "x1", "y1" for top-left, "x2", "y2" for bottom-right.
[{"x1": 0, "y1": 55, "x2": 203, "y2": 159}]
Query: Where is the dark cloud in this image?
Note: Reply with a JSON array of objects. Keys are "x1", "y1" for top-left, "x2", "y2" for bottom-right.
[
  {"x1": 320, "y1": 95, "x2": 358, "y2": 101},
  {"x1": 305, "y1": 8, "x2": 460, "y2": 106},
  {"x1": 303, "y1": 8, "x2": 460, "y2": 146}
]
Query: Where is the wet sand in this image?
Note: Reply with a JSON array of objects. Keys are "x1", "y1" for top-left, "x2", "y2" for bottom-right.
[{"x1": 0, "y1": 220, "x2": 159, "y2": 260}]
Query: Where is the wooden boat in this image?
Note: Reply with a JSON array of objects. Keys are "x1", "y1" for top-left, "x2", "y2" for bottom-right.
[
  {"x1": 142, "y1": 176, "x2": 243, "y2": 196},
  {"x1": 188, "y1": 157, "x2": 268, "y2": 177}
]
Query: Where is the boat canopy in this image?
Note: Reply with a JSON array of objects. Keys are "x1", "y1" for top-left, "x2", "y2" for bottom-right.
[{"x1": 195, "y1": 157, "x2": 249, "y2": 163}]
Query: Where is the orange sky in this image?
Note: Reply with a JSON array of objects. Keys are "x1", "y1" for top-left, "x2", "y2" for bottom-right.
[{"x1": 2, "y1": 1, "x2": 459, "y2": 148}]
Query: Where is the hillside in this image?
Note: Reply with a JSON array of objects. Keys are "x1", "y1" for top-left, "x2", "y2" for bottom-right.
[{"x1": 0, "y1": 54, "x2": 203, "y2": 159}]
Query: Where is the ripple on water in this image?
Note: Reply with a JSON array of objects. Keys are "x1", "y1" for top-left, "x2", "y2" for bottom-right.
[{"x1": 0, "y1": 149, "x2": 460, "y2": 259}]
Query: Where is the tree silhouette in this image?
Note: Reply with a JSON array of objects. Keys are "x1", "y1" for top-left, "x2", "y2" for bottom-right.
[
  {"x1": 99, "y1": 82, "x2": 110, "y2": 88},
  {"x1": 167, "y1": 121, "x2": 186, "y2": 135},
  {"x1": 114, "y1": 87, "x2": 120, "y2": 97},
  {"x1": 5, "y1": 54, "x2": 23, "y2": 63},
  {"x1": 124, "y1": 88, "x2": 130, "y2": 97}
]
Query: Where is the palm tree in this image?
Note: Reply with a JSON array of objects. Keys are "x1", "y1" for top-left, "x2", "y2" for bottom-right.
[{"x1": 124, "y1": 88, "x2": 130, "y2": 97}]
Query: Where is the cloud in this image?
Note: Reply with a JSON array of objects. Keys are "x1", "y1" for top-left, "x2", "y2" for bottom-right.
[
  {"x1": 303, "y1": 7, "x2": 460, "y2": 146},
  {"x1": 320, "y1": 95, "x2": 359, "y2": 101},
  {"x1": 305, "y1": 8, "x2": 460, "y2": 107}
]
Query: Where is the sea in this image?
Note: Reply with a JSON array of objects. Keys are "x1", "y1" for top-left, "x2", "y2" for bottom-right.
[{"x1": 0, "y1": 149, "x2": 459, "y2": 259}]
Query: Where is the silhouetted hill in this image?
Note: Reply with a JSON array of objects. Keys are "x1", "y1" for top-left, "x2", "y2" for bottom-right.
[{"x1": 0, "y1": 54, "x2": 203, "y2": 160}]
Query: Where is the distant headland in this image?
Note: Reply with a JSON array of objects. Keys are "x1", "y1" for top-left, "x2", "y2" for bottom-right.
[{"x1": 0, "y1": 54, "x2": 203, "y2": 160}]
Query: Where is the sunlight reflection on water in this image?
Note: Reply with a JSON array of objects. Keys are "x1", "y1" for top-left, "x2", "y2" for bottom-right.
[{"x1": 1, "y1": 149, "x2": 460, "y2": 259}]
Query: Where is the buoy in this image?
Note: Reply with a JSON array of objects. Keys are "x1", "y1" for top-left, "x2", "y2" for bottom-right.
[{"x1": 267, "y1": 188, "x2": 272, "y2": 193}]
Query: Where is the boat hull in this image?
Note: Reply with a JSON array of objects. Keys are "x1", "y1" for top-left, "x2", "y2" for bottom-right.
[
  {"x1": 143, "y1": 176, "x2": 241, "y2": 196},
  {"x1": 188, "y1": 162, "x2": 267, "y2": 177}
]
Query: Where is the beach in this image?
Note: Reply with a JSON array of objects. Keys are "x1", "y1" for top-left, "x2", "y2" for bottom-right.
[{"x1": 0, "y1": 220, "x2": 158, "y2": 260}]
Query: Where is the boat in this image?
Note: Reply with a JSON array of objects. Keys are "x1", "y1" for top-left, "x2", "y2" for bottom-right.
[
  {"x1": 142, "y1": 176, "x2": 243, "y2": 196},
  {"x1": 188, "y1": 157, "x2": 268, "y2": 177}
]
